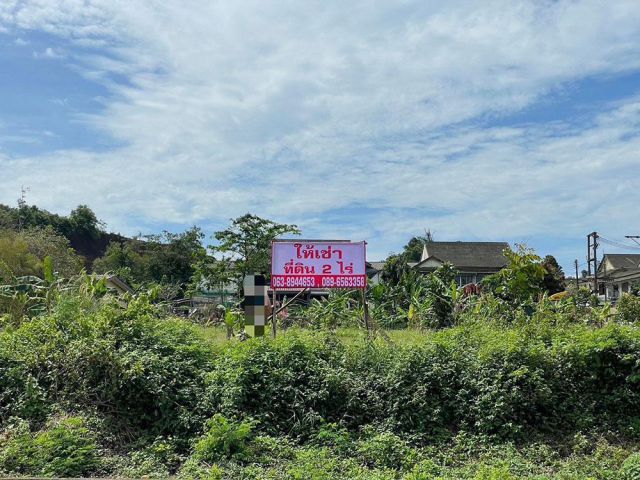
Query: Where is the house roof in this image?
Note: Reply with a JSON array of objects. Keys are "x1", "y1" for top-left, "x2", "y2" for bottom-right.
[
  {"x1": 601, "y1": 254, "x2": 640, "y2": 270},
  {"x1": 417, "y1": 241, "x2": 509, "y2": 270},
  {"x1": 608, "y1": 268, "x2": 640, "y2": 281},
  {"x1": 368, "y1": 262, "x2": 386, "y2": 271},
  {"x1": 102, "y1": 275, "x2": 134, "y2": 294}
]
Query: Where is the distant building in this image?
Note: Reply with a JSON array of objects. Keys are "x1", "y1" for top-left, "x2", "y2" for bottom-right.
[
  {"x1": 597, "y1": 253, "x2": 640, "y2": 300},
  {"x1": 413, "y1": 241, "x2": 510, "y2": 286},
  {"x1": 366, "y1": 261, "x2": 386, "y2": 285},
  {"x1": 102, "y1": 275, "x2": 134, "y2": 295}
]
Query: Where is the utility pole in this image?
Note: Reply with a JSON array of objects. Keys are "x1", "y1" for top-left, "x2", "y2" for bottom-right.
[
  {"x1": 603, "y1": 261, "x2": 607, "y2": 301},
  {"x1": 574, "y1": 259, "x2": 579, "y2": 290},
  {"x1": 587, "y1": 232, "x2": 598, "y2": 294},
  {"x1": 17, "y1": 185, "x2": 30, "y2": 231}
]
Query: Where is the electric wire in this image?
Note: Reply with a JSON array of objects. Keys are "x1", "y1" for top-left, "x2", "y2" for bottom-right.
[{"x1": 598, "y1": 235, "x2": 640, "y2": 251}]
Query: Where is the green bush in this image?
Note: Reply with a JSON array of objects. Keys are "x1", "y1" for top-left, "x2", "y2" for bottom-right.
[
  {"x1": 203, "y1": 332, "x2": 352, "y2": 437},
  {"x1": 473, "y1": 464, "x2": 517, "y2": 480},
  {"x1": 0, "y1": 415, "x2": 99, "y2": 477},
  {"x1": 2, "y1": 281, "x2": 640, "y2": 477},
  {"x1": 1, "y1": 292, "x2": 215, "y2": 441},
  {"x1": 402, "y1": 459, "x2": 441, "y2": 479},
  {"x1": 356, "y1": 429, "x2": 417, "y2": 470},
  {"x1": 192, "y1": 415, "x2": 255, "y2": 463},
  {"x1": 314, "y1": 423, "x2": 354, "y2": 455},
  {"x1": 482, "y1": 245, "x2": 546, "y2": 306},
  {"x1": 178, "y1": 458, "x2": 224, "y2": 480},
  {"x1": 0, "y1": 351, "x2": 47, "y2": 424},
  {"x1": 115, "y1": 436, "x2": 181, "y2": 478},
  {"x1": 618, "y1": 294, "x2": 640, "y2": 324},
  {"x1": 202, "y1": 323, "x2": 640, "y2": 441},
  {"x1": 621, "y1": 452, "x2": 640, "y2": 480}
]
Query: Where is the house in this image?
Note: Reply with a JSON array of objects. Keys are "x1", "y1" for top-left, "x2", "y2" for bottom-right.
[
  {"x1": 597, "y1": 253, "x2": 640, "y2": 300},
  {"x1": 366, "y1": 261, "x2": 386, "y2": 285},
  {"x1": 413, "y1": 241, "x2": 510, "y2": 286},
  {"x1": 102, "y1": 275, "x2": 134, "y2": 295}
]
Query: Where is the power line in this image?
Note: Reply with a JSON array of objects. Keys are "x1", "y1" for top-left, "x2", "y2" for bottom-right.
[
  {"x1": 598, "y1": 235, "x2": 640, "y2": 251},
  {"x1": 625, "y1": 235, "x2": 640, "y2": 247}
]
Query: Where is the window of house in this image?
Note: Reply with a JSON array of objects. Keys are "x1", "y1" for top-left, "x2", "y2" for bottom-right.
[{"x1": 456, "y1": 274, "x2": 475, "y2": 286}]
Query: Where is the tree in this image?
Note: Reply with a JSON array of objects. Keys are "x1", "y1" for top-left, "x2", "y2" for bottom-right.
[
  {"x1": 67, "y1": 205, "x2": 104, "y2": 239},
  {"x1": 402, "y1": 231, "x2": 433, "y2": 262},
  {"x1": 188, "y1": 256, "x2": 235, "y2": 303},
  {"x1": 0, "y1": 230, "x2": 41, "y2": 280},
  {"x1": 380, "y1": 232, "x2": 433, "y2": 287},
  {"x1": 482, "y1": 244, "x2": 546, "y2": 304},
  {"x1": 541, "y1": 255, "x2": 566, "y2": 295},
  {"x1": 0, "y1": 206, "x2": 15, "y2": 230},
  {"x1": 424, "y1": 263, "x2": 459, "y2": 327},
  {"x1": 92, "y1": 241, "x2": 142, "y2": 285},
  {"x1": 0, "y1": 227, "x2": 84, "y2": 281},
  {"x1": 380, "y1": 254, "x2": 407, "y2": 286},
  {"x1": 93, "y1": 227, "x2": 207, "y2": 294},
  {"x1": 144, "y1": 227, "x2": 207, "y2": 287},
  {"x1": 211, "y1": 214, "x2": 300, "y2": 293},
  {"x1": 19, "y1": 227, "x2": 83, "y2": 278}
]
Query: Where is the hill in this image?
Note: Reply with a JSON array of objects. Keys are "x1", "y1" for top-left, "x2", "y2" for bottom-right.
[{"x1": 0, "y1": 203, "x2": 127, "y2": 267}]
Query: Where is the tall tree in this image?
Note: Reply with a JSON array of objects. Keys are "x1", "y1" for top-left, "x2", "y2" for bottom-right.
[
  {"x1": 381, "y1": 231, "x2": 434, "y2": 285},
  {"x1": 67, "y1": 205, "x2": 104, "y2": 239},
  {"x1": 211, "y1": 213, "x2": 300, "y2": 292},
  {"x1": 542, "y1": 255, "x2": 566, "y2": 295},
  {"x1": 402, "y1": 231, "x2": 433, "y2": 262}
]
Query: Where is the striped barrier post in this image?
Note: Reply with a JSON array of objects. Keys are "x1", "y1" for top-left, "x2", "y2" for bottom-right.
[{"x1": 243, "y1": 274, "x2": 267, "y2": 337}]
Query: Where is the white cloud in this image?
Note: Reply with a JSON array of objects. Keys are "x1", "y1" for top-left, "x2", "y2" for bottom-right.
[
  {"x1": 1, "y1": 1, "x2": 640, "y2": 265},
  {"x1": 37, "y1": 46, "x2": 65, "y2": 58}
]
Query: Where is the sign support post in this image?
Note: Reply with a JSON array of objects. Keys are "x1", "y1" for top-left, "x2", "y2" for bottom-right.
[
  {"x1": 361, "y1": 288, "x2": 371, "y2": 337},
  {"x1": 243, "y1": 274, "x2": 267, "y2": 337},
  {"x1": 271, "y1": 287, "x2": 277, "y2": 338}
]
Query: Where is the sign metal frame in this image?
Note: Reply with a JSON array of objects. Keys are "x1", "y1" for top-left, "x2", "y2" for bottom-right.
[{"x1": 270, "y1": 239, "x2": 367, "y2": 290}]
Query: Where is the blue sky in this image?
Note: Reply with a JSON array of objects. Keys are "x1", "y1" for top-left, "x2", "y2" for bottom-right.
[{"x1": 1, "y1": 1, "x2": 640, "y2": 274}]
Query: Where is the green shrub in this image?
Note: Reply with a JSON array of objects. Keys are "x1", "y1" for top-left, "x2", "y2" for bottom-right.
[
  {"x1": 2, "y1": 293, "x2": 215, "y2": 441},
  {"x1": 3, "y1": 283, "x2": 640, "y2": 477},
  {"x1": 284, "y1": 446, "x2": 392, "y2": 480},
  {"x1": 203, "y1": 332, "x2": 352, "y2": 437},
  {"x1": 482, "y1": 245, "x2": 546, "y2": 305},
  {"x1": 192, "y1": 415, "x2": 255, "y2": 463},
  {"x1": 201, "y1": 323, "x2": 640, "y2": 441},
  {"x1": 402, "y1": 459, "x2": 441, "y2": 479},
  {"x1": 0, "y1": 415, "x2": 99, "y2": 477},
  {"x1": 178, "y1": 458, "x2": 224, "y2": 480},
  {"x1": 116, "y1": 436, "x2": 181, "y2": 478},
  {"x1": 0, "y1": 351, "x2": 47, "y2": 425},
  {"x1": 473, "y1": 464, "x2": 517, "y2": 480},
  {"x1": 356, "y1": 429, "x2": 417, "y2": 470},
  {"x1": 314, "y1": 423, "x2": 354, "y2": 455},
  {"x1": 618, "y1": 294, "x2": 640, "y2": 324},
  {"x1": 621, "y1": 453, "x2": 640, "y2": 480}
]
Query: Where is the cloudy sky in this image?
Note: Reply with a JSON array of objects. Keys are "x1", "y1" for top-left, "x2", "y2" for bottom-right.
[{"x1": 1, "y1": 0, "x2": 640, "y2": 271}]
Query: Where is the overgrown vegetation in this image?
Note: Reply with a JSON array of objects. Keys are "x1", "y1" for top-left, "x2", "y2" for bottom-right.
[
  {"x1": 1, "y1": 205, "x2": 639, "y2": 478},
  {"x1": 0, "y1": 272, "x2": 638, "y2": 478}
]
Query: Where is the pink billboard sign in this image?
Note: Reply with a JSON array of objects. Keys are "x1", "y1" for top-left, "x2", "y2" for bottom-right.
[{"x1": 271, "y1": 241, "x2": 367, "y2": 289}]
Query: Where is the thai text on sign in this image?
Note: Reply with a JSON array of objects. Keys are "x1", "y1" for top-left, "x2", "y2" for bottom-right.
[{"x1": 271, "y1": 241, "x2": 367, "y2": 289}]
